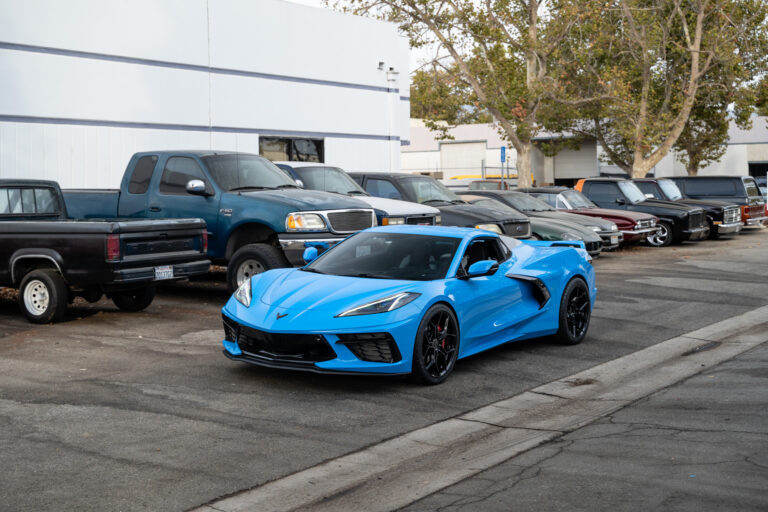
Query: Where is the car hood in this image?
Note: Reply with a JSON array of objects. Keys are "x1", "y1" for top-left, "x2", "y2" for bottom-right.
[
  {"x1": 676, "y1": 198, "x2": 735, "y2": 211},
  {"x1": 529, "y1": 210, "x2": 614, "y2": 230},
  {"x1": 257, "y1": 268, "x2": 419, "y2": 313},
  {"x1": 530, "y1": 217, "x2": 602, "y2": 242},
  {"x1": 354, "y1": 196, "x2": 440, "y2": 216},
  {"x1": 569, "y1": 207, "x2": 652, "y2": 221},
  {"x1": 638, "y1": 198, "x2": 700, "y2": 213},
  {"x1": 230, "y1": 188, "x2": 371, "y2": 211},
  {"x1": 437, "y1": 203, "x2": 528, "y2": 224}
]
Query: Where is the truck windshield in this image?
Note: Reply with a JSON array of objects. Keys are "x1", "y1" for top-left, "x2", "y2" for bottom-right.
[
  {"x1": 203, "y1": 154, "x2": 298, "y2": 191},
  {"x1": 400, "y1": 177, "x2": 463, "y2": 205},
  {"x1": 503, "y1": 193, "x2": 554, "y2": 212},
  {"x1": 658, "y1": 179, "x2": 683, "y2": 200},
  {"x1": 561, "y1": 190, "x2": 597, "y2": 209},
  {"x1": 618, "y1": 181, "x2": 648, "y2": 204},
  {"x1": 293, "y1": 166, "x2": 367, "y2": 195},
  {"x1": 305, "y1": 231, "x2": 461, "y2": 281}
]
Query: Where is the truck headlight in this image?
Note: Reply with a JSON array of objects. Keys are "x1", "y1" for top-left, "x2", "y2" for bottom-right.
[
  {"x1": 382, "y1": 217, "x2": 405, "y2": 225},
  {"x1": 234, "y1": 278, "x2": 252, "y2": 307},
  {"x1": 475, "y1": 223, "x2": 502, "y2": 234},
  {"x1": 286, "y1": 213, "x2": 326, "y2": 231},
  {"x1": 435, "y1": 215, "x2": 442, "y2": 225}
]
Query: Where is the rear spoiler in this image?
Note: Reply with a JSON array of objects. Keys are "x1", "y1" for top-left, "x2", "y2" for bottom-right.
[{"x1": 522, "y1": 240, "x2": 586, "y2": 250}]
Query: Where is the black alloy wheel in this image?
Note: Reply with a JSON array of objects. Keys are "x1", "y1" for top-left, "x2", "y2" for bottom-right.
[
  {"x1": 553, "y1": 278, "x2": 591, "y2": 345},
  {"x1": 411, "y1": 304, "x2": 459, "y2": 385}
]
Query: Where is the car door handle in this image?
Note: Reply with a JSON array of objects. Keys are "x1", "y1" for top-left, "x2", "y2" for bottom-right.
[{"x1": 149, "y1": 206, "x2": 161, "y2": 212}]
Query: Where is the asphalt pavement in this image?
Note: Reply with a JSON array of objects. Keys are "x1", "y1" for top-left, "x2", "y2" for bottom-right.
[{"x1": 0, "y1": 228, "x2": 767, "y2": 511}]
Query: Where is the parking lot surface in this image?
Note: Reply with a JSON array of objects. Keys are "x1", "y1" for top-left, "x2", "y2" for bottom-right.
[{"x1": 1, "y1": 229, "x2": 767, "y2": 511}]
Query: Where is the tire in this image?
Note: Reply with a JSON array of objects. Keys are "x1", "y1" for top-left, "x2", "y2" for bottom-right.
[
  {"x1": 646, "y1": 221, "x2": 673, "y2": 247},
  {"x1": 18, "y1": 269, "x2": 68, "y2": 324},
  {"x1": 410, "y1": 304, "x2": 460, "y2": 385},
  {"x1": 227, "y1": 243, "x2": 289, "y2": 293},
  {"x1": 112, "y1": 286, "x2": 156, "y2": 312},
  {"x1": 552, "y1": 278, "x2": 591, "y2": 345}
]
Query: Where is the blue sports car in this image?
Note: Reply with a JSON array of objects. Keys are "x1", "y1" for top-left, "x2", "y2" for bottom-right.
[{"x1": 221, "y1": 226, "x2": 596, "y2": 384}]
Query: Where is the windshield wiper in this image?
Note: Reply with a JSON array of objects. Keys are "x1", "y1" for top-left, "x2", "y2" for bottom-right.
[
  {"x1": 423, "y1": 199, "x2": 450, "y2": 205},
  {"x1": 276, "y1": 184, "x2": 299, "y2": 189},
  {"x1": 229, "y1": 186, "x2": 276, "y2": 191},
  {"x1": 450, "y1": 200, "x2": 466, "y2": 204},
  {"x1": 340, "y1": 272, "x2": 391, "y2": 279}
]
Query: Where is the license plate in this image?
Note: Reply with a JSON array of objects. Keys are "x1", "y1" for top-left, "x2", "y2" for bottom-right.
[
  {"x1": 154, "y1": 265, "x2": 174, "y2": 280},
  {"x1": 610, "y1": 235, "x2": 618, "y2": 245}
]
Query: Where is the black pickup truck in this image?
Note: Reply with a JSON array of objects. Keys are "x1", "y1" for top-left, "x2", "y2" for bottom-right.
[{"x1": 0, "y1": 180, "x2": 210, "y2": 323}]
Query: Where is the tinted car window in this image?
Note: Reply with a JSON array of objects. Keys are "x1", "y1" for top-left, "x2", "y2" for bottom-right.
[
  {"x1": 587, "y1": 182, "x2": 621, "y2": 202},
  {"x1": 160, "y1": 157, "x2": 207, "y2": 195},
  {"x1": 460, "y1": 238, "x2": 506, "y2": 271},
  {"x1": 684, "y1": 178, "x2": 737, "y2": 196},
  {"x1": 399, "y1": 177, "x2": 461, "y2": 203},
  {"x1": 128, "y1": 155, "x2": 157, "y2": 194},
  {"x1": 306, "y1": 232, "x2": 461, "y2": 281},
  {"x1": 293, "y1": 166, "x2": 366, "y2": 195},
  {"x1": 635, "y1": 181, "x2": 661, "y2": 199},
  {"x1": 34, "y1": 188, "x2": 57, "y2": 213},
  {"x1": 204, "y1": 154, "x2": 297, "y2": 192},
  {"x1": 366, "y1": 178, "x2": 402, "y2": 200}
]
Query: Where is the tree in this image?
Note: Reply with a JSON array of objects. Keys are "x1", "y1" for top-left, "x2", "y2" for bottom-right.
[
  {"x1": 758, "y1": 77, "x2": 768, "y2": 117},
  {"x1": 332, "y1": 0, "x2": 602, "y2": 188},
  {"x1": 410, "y1": 68, "x2": 492, "y2": 132},
  {"x1": 552, "y1": 0, "x2": 768, "y2": 178}
]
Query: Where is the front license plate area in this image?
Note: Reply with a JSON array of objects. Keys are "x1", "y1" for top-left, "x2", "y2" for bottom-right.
[
  {"x1": 610, "y1": 235, "x2": 618, "y2": 245},
  {"x1": 154, "y1": 265, "x2": 174, "y2": 280}
]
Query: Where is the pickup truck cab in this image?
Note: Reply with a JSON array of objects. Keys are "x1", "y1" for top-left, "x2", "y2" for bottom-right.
[
  {"x1": 575, "y1": 178, "x2": 708, "y2": 247},
  {"x1": 275, "y1": 163, "x2": 441, "y2": 226},
  {"x1": 516, "y1": 187, "x2": 658, "y2": 244},
  {"x1": 668, "y1": 176, "x2": 767, "y2": 227},
  {"x1": 63, "y1": 151, "x2": 375, "y2": 291},
  {"x1": 1, "y1": 179, "x2": 209, "y2": 323},
  {"x1": 633, "y1": 178, "x2": 741, "y2": 238},
  {"x1": 349, "y1": 172, "x2": 531, "y2": 239}
]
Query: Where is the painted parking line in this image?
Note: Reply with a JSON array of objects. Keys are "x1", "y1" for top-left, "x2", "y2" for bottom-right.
[{"x1": 190, "y1": 304, "x2": 768, "y2": 512}]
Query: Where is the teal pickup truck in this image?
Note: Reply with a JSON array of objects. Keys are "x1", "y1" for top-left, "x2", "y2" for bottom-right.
[{"x1": 64, "y1": 151, "x2": 376, "y2": 291}]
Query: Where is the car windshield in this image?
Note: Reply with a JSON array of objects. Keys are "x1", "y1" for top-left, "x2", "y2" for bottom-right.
[
  {"x1": 618, "y1": 181, "x2": 648, "y2": 204},
  {"x1": 658, "y1": 179, "x2": 683, "y2": 200},
  {"x1": 305, "y1": 232, "x2": 462, "y2": 281},
  {"x1": 561, "y1": 190, "x2": 597, "y2": 209},
  {"x1": 400, "y1": 177, "x2": 463, "y2": 205},
  {"x1": 465, "y1": 197, "x2": 514, "y2": 210},
  {"x1": 293, "y1": 166, "x2": 367, "y2": 195},
  {"x1": 203, "y1": 154, "x2": 298, "y2": 191},
  {"x1": 502, "y1": 193, "x2": 554, "y2": 212}
]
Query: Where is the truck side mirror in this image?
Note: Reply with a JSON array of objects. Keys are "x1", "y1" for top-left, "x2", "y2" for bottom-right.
[
  {"x1": 302, "y1": 247, "x2": 319, "y2": 264},
  {"x1": 186, "y1": 180, "x2": 210, "y2": 196}
]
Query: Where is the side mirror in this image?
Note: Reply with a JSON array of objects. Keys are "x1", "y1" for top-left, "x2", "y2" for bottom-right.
[
  {"x1": 302, "y1": 246, "x2": 319, "y2": 264},
  {"x1": 295, "y1": 179, "x2": 305, "y2": 188},
  {"x1": 186, "y1": 180, "x2": 210, "y2": 196},
  {"x1": 467, "y1": 260, "x2": 498, "y2": 278},
  {"x1": 645, "y1": 193, "x2": 655, "y2": 199},
  {"x1": 615, "y1": 197, "x2": 626, "y2": 205}
]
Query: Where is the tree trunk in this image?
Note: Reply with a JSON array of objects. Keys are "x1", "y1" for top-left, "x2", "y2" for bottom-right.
[
  {"x1": 686, "y1": 162, "x2": 699, "y2": 176},
  {"x1": 630, "y1": 159, "x2": 654, "y2": 179},
  {"x1": 516, "y1": 144, "x2": 533, "y2": 188}
]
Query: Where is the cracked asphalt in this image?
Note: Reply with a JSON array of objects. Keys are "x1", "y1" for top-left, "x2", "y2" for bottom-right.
[
  {"x1": 0, "y1": 229, "x2": 767, "y2": 511},
  {"x1": 402, "y1": 342, "x2": 768, "y2": 512}
]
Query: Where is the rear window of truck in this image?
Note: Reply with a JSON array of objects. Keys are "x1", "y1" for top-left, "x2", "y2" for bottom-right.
[
  {"x1": 0, "y1": 187, "x2": 58, "y2": 215},
  {"x1": 683, "y1": 178, "x2": 738, "y2": 196}
]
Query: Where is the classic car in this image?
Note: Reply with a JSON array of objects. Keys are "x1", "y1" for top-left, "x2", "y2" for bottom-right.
[
  {"x1": 221, "y1": 226, "x2": 595, "y2": 384},
  {"x1": 516, "y1": 187, "x2": 658, "y2": 244},
  {"x1": 460, "y1": 194, "x2": 604, "y2": 257},
  {"x1": 668, "y1": 175, "x2": 767, "y2": 227}
]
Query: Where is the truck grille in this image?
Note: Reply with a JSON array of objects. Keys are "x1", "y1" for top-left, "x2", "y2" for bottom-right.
[
  {"x1": 688, "y1": 210, "x2": 706, "y2": 229},
  {"x1": 585, "y1": 241, "x2": 602, "y2": 254},
  {"x1": 502, "y1": 221, "x2": 531, "y2": 238},
  {"x1": 223, "y1": 316, "x2": 336, "y2": 363},
  {"x1": 336, "y1": 333, "x2": 402, "y2": 363},
  {"x1": 326, "y1": 210, "x2": 375, "y2": 233},
  {"x1": 723, "y1": 207, "x2": 740, "y2": 224},
  {"x1": 406, "y1": 216, "x2": 437, "y2": 225}
]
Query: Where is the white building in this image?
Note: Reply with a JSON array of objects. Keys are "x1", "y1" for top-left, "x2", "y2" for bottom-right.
[
  {"x1": 0, "y1": 0, "x2": 410, "y2": 188},
  {"x1": 403, "y1": 117, "x2": 768, "y2": 185}
]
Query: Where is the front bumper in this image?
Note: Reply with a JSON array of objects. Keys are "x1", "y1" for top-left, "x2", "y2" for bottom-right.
[
  {"x1": 745, "y1": 215, "x2": 768, "y2": 226},
  {"x1": 620, "y1": 226, "x2": 658, "y2": 243},
  {"x1": 680, "y1": 225, "x2": 709, "y2": 242},
  {"x1": 278, "y1": 233, "x2": 350, "y2": 266},
  {"x1": 597, "y1": 231, "x2": 623, "y2": 250},
  {"x1": 715, "y1": 221, "x2": 742, "y2": 235},
  {"x1": 111, "y1": 258, "x2": 210, "y2": 284}
]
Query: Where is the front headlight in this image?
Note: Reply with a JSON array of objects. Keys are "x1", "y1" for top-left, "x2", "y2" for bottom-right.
[
  {"x1": 561, "y1": 232, "x2": 582, "y2": 241},
  {"x1": 382, "y1": 217, "x2": 405, "y2": 225},
  {"x1": 435, "y1": 215, "x2": 442, "y2": 225},
  {"x1": 589, "y1": 226, "x2": 601, "y2": 232},
  {"x1": 234, "y1": 278, "x2": 252, "y2": 307},
  {"x1": 475, "y1": 223, "x2": 503, "y2": 234},
  {"x1": 286, "y1": 213, "x2": 326, "y2": 231},
  {"x1": 336, "y1": 292, "x2": 421, "y2": 317}
]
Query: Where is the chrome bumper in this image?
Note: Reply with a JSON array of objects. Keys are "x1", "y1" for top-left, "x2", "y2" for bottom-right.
[
  {"x1": 278, "y1": 234, "x2": 348, "y2": 266},
  {"x1": 621, "y1": 226, "x2": 659, "y2": 235},
  {"x1": 746, "y1": 215, "x2": 768, "y2": 226},
  {"x1": 715, "y1": 221, "x2": 742, "y2": 234}
]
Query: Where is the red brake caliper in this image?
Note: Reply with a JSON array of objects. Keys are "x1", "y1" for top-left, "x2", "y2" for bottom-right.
[{"x1": 437, "y1": 324, "x2": 445, "y2": 348}]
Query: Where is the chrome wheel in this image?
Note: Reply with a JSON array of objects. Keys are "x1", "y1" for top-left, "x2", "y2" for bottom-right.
[
  {"x1": 236, "y1": 259, "x2": 265, "y2": 287},
  {"x1": 421, "y1": 310, "x2": 458, "y2": 379},
  {"x1": 647, "y1": 222, "x2": 672, "y2": 247},
  {"x1": 565, "y1": 286, "x2": 590, "y2": 339},
  {"x1": 23, "y1": 279, "x2": 50, "y2": 316}
]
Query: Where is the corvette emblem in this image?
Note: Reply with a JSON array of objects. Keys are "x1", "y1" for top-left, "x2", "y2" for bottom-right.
[{"x1": 276, "y1": 312, "x2": 288, "y2": 320}]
